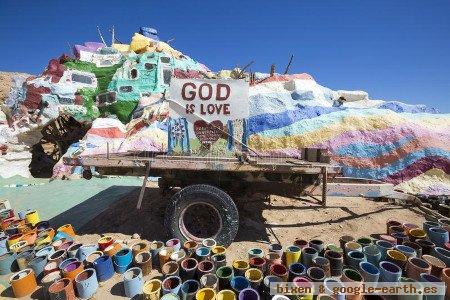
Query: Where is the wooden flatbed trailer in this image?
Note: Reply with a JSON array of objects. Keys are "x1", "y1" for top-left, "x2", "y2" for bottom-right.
[{"x1": 65, "y1": 151, "x2": 341, "y2": 246}]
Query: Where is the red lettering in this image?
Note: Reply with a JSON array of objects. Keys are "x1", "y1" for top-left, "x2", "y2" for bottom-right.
[
  {"x1": 216, "y1": 84, "x2": 230, "y2": 101},
  {"x1": 199, "y1": 83, "x2": 212, "y2": 100},
  {"x1": 181, "y1": 83, "x2": 196, "y2": 100}
]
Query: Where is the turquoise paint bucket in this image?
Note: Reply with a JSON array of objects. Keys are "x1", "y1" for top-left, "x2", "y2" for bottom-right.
[
  {"x1": 28, "y1": 255, "x2": 47, "y2": 279},
  {"x1": 0, "y1": 252, "x2": 16, "y2": 275},
  {"x1": 75, "y1": 268, "x2": 99, "y2": 299},
  {"x1": 123, "y1": 267, "x2": 143, "y2": 298}
]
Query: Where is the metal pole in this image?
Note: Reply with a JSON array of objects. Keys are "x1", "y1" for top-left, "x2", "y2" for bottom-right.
[
  {"x1": 322, "y1": 167, "x2": 327, "y2": 207},
  {"x1": 137, "y1": 162, "x2": 151, "y2": 209}
]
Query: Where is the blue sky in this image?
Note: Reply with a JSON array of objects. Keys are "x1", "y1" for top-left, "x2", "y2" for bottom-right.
[{"x1": 0, "y1": 0, "x2": 449, "y2": 112}]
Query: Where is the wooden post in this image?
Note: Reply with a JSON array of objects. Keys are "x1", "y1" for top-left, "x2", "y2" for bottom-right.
[
  {"x1": 321, "y1": 167, "x2": 327, "y2": 206},
  {"x1": 137, "y1": 162, "x2": 151, "y2": 209}
]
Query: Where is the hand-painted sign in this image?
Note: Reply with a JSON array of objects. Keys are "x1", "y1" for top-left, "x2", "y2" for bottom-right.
[{"x1": 168, "y1": 78, "x2": 249, "y2": 154}]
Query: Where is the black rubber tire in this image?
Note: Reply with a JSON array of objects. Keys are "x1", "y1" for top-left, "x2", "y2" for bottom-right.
[{"x1": 164, "y1": 184, "x2": 239, "y2": 247}]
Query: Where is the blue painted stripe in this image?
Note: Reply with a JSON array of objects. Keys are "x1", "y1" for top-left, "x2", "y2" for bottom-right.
[{"x1": 335, "y1": 135, "x2": 415, "y2": 158}]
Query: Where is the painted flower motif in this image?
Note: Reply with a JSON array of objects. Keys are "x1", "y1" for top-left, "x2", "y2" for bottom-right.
[{"x1": 172, "y1": 121, "x2": 185, "y2": 140}]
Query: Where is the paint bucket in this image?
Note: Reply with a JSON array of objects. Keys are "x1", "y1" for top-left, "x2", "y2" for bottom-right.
[
  {"x1": 433, "y1": 247, "x2": 450, "y2": 266},
  {"x1": 375, "y1": 240, "x2": 394, "y2": 261},
  {"x1": 162, "y1": 293, "x2": 181, "y2": 300},
  {"x1": 419, "y1": 273, "x2": 446, "y2": 300},
  {"x1": 408, "y1": 228, "x2": 427, "y2": 242},
  {"x1": 216, "y1": 266, "x2": 234, "y2": 290},
  {"x1": 104, "y1": 242, "x2": 122, "y2": 257},
  {"x1": 0, "y1": 236, "x2": 8, "y2": 256},
  {"x1": 403, "y1": 241, "x2": 423, "y2": 258},
  {"x1": 306, "y1": 266, "x2": 326, "y2": 282},
  {"x1": 160, "y1": 247, "x2": 175, "y2": 267},
  {"x1": 58, "y1": 240, "x2": 74, "y2": 251},
  {"x1": 301, "y1": 247, "x2": 318, "y2": 268},
  {"x1": 167, "y1": 238, "x2": 182, "y2": 251},
  {"x1": 293, "y1": 239, "x2": 309, "y2": 249},
  {"x1": 347, "y1": 251, "x2": 366, "y2": 270},
  {"x1": 239, "y1": 288, "x2": 260, "y2": 300},
  {"x1": 131, "y1": 241, "x2": 150, "y2": 257},
  {"x1": 261, "y1": 276, "x2": 283, "y2": 300},
  {"x1": 416, "y1": 239, "x2": 435, "y2": 255},
  {"x1": 123, "y1": 267, "x2": 143, "y2": 298},
  {"x1": 248, "y1": 248, "x2": 264, "y2": 260},
  {"x1": 217, "y1": 289, "x2": 236, "y2": 300},
  {"x1": 41, "y1": 271, "x2": 62, "y2": 300},
  {"x1": 35, "y1": 234, "x2": 52, "y2": 247},
  {"x1": 309, "y1": 239, "x2": 324, "y2": 253},
  {"x1": 75, "y1": 268, "x2": 98, "y2": 299},
  {"x1": 197, "y1": 260, "x2": 214, "y2": 278},
  {"x1": 35, "y1": 221, "x2": 51, "y2": 232},
  {"x1": 184, "y1": 241, "x2": 199, "y2": 258},
  {"x1": 48, "y1": 278, "x2": 76, "y2": 300},
  {"x1": 162, "y1": 275, "x2": 182, "y2": 295},
  {"x1": 363, "y1": 245, "x2": 381, "y2": 266},
  {"x1": 97, "y1": 236, "x2": 114, "y2": 251},
  {"x1": 93, "y1": 255, "x2": 114, "y2": 282},
  {"x1": 9, "y1": 240, "x2": 27, "y2": 253},
  {"x1": 324, "y1": 250, "x2": 343, "y2": 277},
  {"x1": 391, "y1": 232, "x2": 409, "y2": 245},
  {"x1": 181, "y1": 258, "x2": 199, "y2": 280},
  {"x1": 63, "y1": 260, "x2": 84, "y2": 281},
  {"x1": 85, "y1": 251, "x2": 103, "y2": 268},
  {"x1": 181, "y1": 279, "x2": 200, "y2": 300},
  {"x1": 0, "y1": 252, "x2": 16, "y2": 275},
  {"x1": 66, "y1": 243, "x2": 82, "y2": 258},
  {"x1": 423, "y1": 221, "x2": 441, "y2": 235},
  {"x1": 356, "y1": 237, "x2": 372, "y2": 248},
  {"x1": 10, "y1": 268, "x2": 37, "y2": 298},
  {"x1": 28, "y1": 255, "x2": 47, "y2": 279},
  {"x1": 323, "y1": 278, "x2": 345, "y2": 300},
  {"x1": 48, "y1": 249, "x2": 67, "y2": 265},
  {"x1": 249, "y1": 257, "x2": 266, "y2": 274},
  {"x1": 135, "y1": 251, "x2": 152, "y2": 276},
  {"x1": 269, "y1": 264, "x2": 288, "y2": 282},
  {"x1": 211, "y1": 246, "x2": 226, "y2": 255},
  {"x1": 406, "y1": 257, "x2": 431, "y2": 280},
  {"x1": 57, "y1": 224, "x2": 76, "y2": 237},
  {"x1": 340, "y1": 269, "x2": 363, "y2": 300},
  {"x1": 422, "y1": 254, "x2": 446, "y2": 277},
  {"x1": 16, "y1": 249, "x2": 34, "y2": 270},
  {"x1": 163, "y1": 261, "x2": 180, "y2": 277},
  {"x1": 200, "y1": 273, "x2": 218, "y2": 291},
  {"x1": 113, "y1": 248, "x2": 132, "y2": 273},
  {"x1": 386, "y1": 249, "x2": 407, "y2": 269},
  {"x1": 395, "y1": 244, "x2": 417, "y2": 258},
  {"x1": 196, "y1": 247, "x2": 211, "y2": 262},
  {"x1": 233, "y1": 260, "x2": 250, "y2": 277},
  {"x1": 22, "y1": 231, "x2": 37, "y2": 246},
  {"x1": 359, "y1": 261, "x2": 380, "y2": 285},
  {"x1": 386, "y1": 219, "x2": 402, "y2": 233},
  {"x1": 244, "y1": 268, "x2": 263, "y2": 290},
  {"x1": 265, "y1": 252, "x2": 281, "y2": 269},
  {"x1": 212, "y1": 254, "x2": 227, "y2": 270},
  {"x1": 76, "y1": 244, "x2": 96, "y2": 261},
  {"x1": 144, "y1": 279, "x2": 162, "y2": 300},
  {"x1": 398, "y1": 277, "x2": 424, "y2": 300},
  {"x1": 326, "y1": 244, "x2": 343, "y2": 253},
  {"x1": 36, "y1": 246, "x2": 55, "y2": 258},
  {"x1": 25, "y1": 210, "x2": 40, "y2": 226},
  {"x1": 441, "y1": 268, "x2": 450, "y2": 298},
  {"x1": 379, "y1": 261, "x2": 402, "y2": 282},
  {"x1": 284, "y1": 245, "x2": 301, "y2": 267},
  {"x1": 52, "y1": 237, "x2": 70, "y2": 249},
  {"x1": 151, "y1": 241, "x2": 165, "y2": 267},
  {"x1": 292, "y1": 277, "x2": 313, "y2": 300},
  {"x1": 52, "y1": 231, "x2": 73, "y2": 243},
  {"x1": 230, "y1": 276, "x2": 250, "y2": 293},
  {"x1": 171, "y1": 250, "x2": 187, "y2": 264},
  {"x1": 339, "y1": 235, "x2": 354, "y2": 251},
  {"x1": 429, "y1": 227, "x2": 449, "y2": 248},
  {"x1": 44, "y1": 261, "x2": 60, "y2": 275},
  {"x1": 196, "y1": 288, "x2": 216, "y2": 300},
  {"x1": 268, "y1": 244, "x2": 283, "y2": 258},
  {"x1": 312, "y1": 257, "x2": 330, "y2": 277},
  {"x1": 7, "y1": 233, "x2": 23, "y2": 248},
  {"x1": 59, "y1": 258, "x2": 78, "y2": 271},
  {"x1": 202, "y1": 239, "x2": 217, "y2": 249}
]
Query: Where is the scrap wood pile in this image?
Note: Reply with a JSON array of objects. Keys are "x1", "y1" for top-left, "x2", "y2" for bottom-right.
[
  {"x1": 0, "y1": 26, "x2": 449, "y2": 196},
  {"x1": 0, "y1": 201, "x2": 450, "y2": 299}
]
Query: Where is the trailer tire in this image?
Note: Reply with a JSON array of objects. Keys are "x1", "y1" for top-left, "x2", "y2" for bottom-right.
[{"x1": 164, "y1": 184, "x2": 239, "y2": 247}]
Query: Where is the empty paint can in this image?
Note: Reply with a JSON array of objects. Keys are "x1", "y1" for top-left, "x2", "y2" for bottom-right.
[
  {"x1": 16, "y1": 249, "x2": 35, "y2": 270},
  {"x1": 48, "y1": 278, "x2": 75, "y2": 300},
  {"x1": 104, "y1": 243, "x2": 122, "y2": 257},
  {"x1": 25, "y1": 210, "x2": 40, "y2": 226},
  {"x1": 28, "y1": 255, "x2": 47, "y2": 279},
  {"x1": 197, "y1": 260, "x2": 214, "y2": 278},
  {"x1": 59, "y1": 258, "x2": 79, "y2": 271},
  {"x1": 0, "y1": 236, "x2": 8, "y2": 256},
  {"x1": 163, "y1": 261, "x2": 180, "y2": 277},
  {"x1": 162, "y1": 275, "x2": 182, "y2": 295},
  {"x1": 63, "y1": 261, "x2": 84, "y2": 281},
  {"x1": 196, "y1": 247, "x2": 210, "y2": 262},
  {"x1": 131, "y1": 241, "x2": 150, "y2": 257},
  {"x1": 181, "y1": 258, "x2": 198, "y2": 280},
  {"x1": 67, "y1": 243, "x2": 83, "y2": 258},
  {"x1": 200, "y1": 273, "x2": 218, "y2": 291},
  {"x1": 77, "y1": 244, "x2": 98, "y2": 261},
  {"x1": 57, "y1": 224, "x2": 76, "y2": 237},
  {"x1": 230, "y1": 276, "x2": 250, "y2": 294},
  {"x1": 41, "y1": 271, "x2": 62, "y2": 300},
  {"x1": 48, "y1": 249, "x2": 67, "y2": 265},
  {"x1": 75, "y1": 268, "x2": 99, "y2": 299},
  {"x1": 238, "y1": 288, "x2": 260, "y2": 300},
  {"x1": 10, "y1": 268, "x2": 37, "y2": 298},
  {"x1": 114, "y1": 248, "x2": 132, "y2": 273},
  {"x1": 150, "y1": 241, "x2": 164, "y2": 268},
  {"x1": 123, "y1": 267, "x2": 143, "y2": 298},
  {"x1": 135, "y1": 251, "x2": 152, "y2": 276},
  {"x1": 44, "y1": 261, "x2": 60, "y2": 275},
  {"x1": 167, "y1": 238, "x2": 182, "y2": 251},
  {"x1": 196, "y1": 288, "x2": 216, "y2": 300},
  {"x1": 212, "y1": 254, "x2": 227, "y2": 270},
  {"x1": 181, "y1": 279, "x2": 200, "y2": 300},
  {"x1": 36, "y1": 246, "x2": 55, "y2": 258},
  {"x1": 93, "y1": 255, "x2": 114, "y2": 282},
  {"x1": 143, "y1": 278, "x2": 162, "y2": 300},
  {"x1": 202, "y1": 239, "x2": 217, "y2": 249},
  {"x1": 183, "y1": 241, "x2": 199, "y2": 258}
]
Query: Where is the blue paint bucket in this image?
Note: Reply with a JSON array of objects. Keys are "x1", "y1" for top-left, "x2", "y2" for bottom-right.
[
  {"x1": 162, "y1": 276, "x2": 182, "y2": 295},
  {"x1": 300, "y1": 247, "x2": 318, "y2": 268},
  {"x1": 75, "y1": 268, "x2": 99, "y2": 299},
  {"x1": 28, "y1": 255, "x2": 47, "y2": 279},
  {"x1": 230, "y1": 276, "x2": 250, "y2": 293},
  {"x1": 359, "y1": 261, "x2": 380, "y2": 284},
  {"x1": 419, "y1": 273, "x2": 446, "y2": 300},
  {"x1": 181, "y1": 279, "x2": 200, "y2": 300},
  {"x1": 429, "y1": 227, "x2": 449, "y2": 248},
  {"x1": 423, "y1": 221, "x2": 441, "y2": 235},
  {"x1": 123, "y1": 267, "x2": 143, "y2": 298},
  {"x1": 375, "y1": 240, "x2": 394, "y2": 261},
  {"x1": 347, "y1": 250, "x2": 366, "y2": 270},
  {"x1": 59, "y1": 258, "x2": 79, "y2": 270},
  {"x1": 433, "y1": 247, "x2": 450, "y2": 266},
  {"x1": 395, "y1": 245, "x2": 417, "y2": 258},
  {"x1": 52, "y1": 231, "x2": 73, "y2": 242},
  {"x1": 162, "y1": 293, "x2": 180, "y2": 300},
  {"x1": 77, "y1": 244, "x2": 97, "y2": 261},
  {"x1": 288, "y1": 263, "x2": 306, "y2": 281},
  {"x1": 0, "y1": 236, "x2": 8, "y2": 256},
  {"x1": 35, "y1": 246, "x2": 55, "y2": 258},
  {"x1": 113, "y1": 248, "x2": 132, "y2": 273},
  {"x1": 195, "y1": 247, "x2": 210, "y2": 261},
  {"x1": 18, "y1": 209, "x2": 30, "y2": 219},
  {"x1": 93, "y1": 255, "x2": 114, "y2": 282},
  {"x1": 67, "y1": 243, "x2": 83, "y2": 259},
  {"x1": 363, "y1": 245, "x2": 382, "y2": 266},
  {"x1": 379, "y1": 261, "x2": 402, "y2": 282},
  {"x1": 0, "y1": 252, "x2": 16, "y2": 275}
]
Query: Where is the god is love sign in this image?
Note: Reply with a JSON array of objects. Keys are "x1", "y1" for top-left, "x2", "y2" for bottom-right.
[{"x1": 169, "y1": 78, "x2": 249, "y2": 146}]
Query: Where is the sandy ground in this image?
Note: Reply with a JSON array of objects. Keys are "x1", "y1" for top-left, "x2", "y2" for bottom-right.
[{"x1": 1, "y1": 181, "x2": 426, "y2": 299}]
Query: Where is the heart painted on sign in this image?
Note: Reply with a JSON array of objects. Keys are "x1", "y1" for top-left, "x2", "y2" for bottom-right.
[{"x1": 193, "y1": 120, "x2": 224, "y2": 144}]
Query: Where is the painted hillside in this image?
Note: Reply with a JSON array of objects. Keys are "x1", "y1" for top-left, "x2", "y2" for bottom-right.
[{"x1": 1, "y1": 27, "x2": 449, "y2": 195}]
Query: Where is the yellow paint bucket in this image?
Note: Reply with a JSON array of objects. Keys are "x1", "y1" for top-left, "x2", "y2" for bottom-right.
[
  {"x1": 285, "y1": 245, "x2": 302, "y2": 266},
  {"x1": 35, "y1": 234, "x2": 52, "y2": 246},
  {"x1": 57, "y1": 224, "x2": 76, "y2": 237},
  {"x1": 196, "y1": 288, "x2": 216, "y2": 300},
  {"x1": 216, "y1": 290, "x2": 235, "y2": 300},
  {"x1": 9, "y1": 241, "x2": 27, "y2": 253},
  {"x1": 143, "y1": 279, "x2": 162, "y2": 300},
  {"x1": 211, "y1": 246, "x2": 226, "y2": 255},
  {"x1": 25, "y1": 211, "x2": 40, "y2": 226}
]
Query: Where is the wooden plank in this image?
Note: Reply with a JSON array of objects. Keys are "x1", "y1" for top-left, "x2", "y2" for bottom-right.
[{"x1": 136, "y1": 162, "x2": 151, "y2": 209}]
